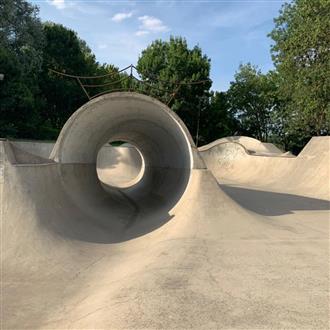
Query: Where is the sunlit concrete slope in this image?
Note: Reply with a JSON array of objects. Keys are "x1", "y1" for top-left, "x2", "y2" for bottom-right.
[
  {"x1": 199, "y1": 135, "x2": 288, "y2": 156},
  {"x1": 199, "y1": 137, "x2": 330, "y2": 200},
  {"x1": 2, "y1": 93, "x2": 329, "y2": 329},
  {"x1": 97, "y1": 144, "x2": 145, "y2": 188}
]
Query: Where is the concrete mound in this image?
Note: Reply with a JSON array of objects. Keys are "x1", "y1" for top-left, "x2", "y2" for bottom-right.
[
  {"x1": 199, "y1": 137, "x2": 330, "y2": 200},
  {"x1": 2, "y1": 93, "x2": 329, "y2": 329},
  {"x1": 199, "y1": 136, "x2": 287, "y2": 156}
]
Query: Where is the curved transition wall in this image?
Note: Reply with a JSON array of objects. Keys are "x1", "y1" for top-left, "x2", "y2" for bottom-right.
[
  {"x1": 199, "y1": 138, "x2": 330, "y2": 200},
  {"x1": 51, "y1": 92, "x2": 195, "y2": 167},
  {"x1": 3, "y1": 103, "x2": 330, "y2": 329},
  {"x1": 47, "y1": 92, "x2": 203, "y2": 241}
]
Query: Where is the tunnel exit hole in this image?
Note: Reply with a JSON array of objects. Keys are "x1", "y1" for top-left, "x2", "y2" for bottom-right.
[{"x1": 96, "y1": 141, "x2": 145, "y2": 189}]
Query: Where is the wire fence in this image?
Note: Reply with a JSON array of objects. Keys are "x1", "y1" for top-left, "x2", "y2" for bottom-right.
[{"x1": 49, "y1": 64, "x2": 211, "y2": 105}]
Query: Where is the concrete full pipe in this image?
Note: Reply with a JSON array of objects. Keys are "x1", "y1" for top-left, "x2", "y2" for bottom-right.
[{"x1": 49, "y1": 92, "x2": 204, "y2": 241}]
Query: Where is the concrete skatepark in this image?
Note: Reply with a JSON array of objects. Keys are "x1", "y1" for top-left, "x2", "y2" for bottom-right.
[{"x1": 1, "y1": 92, "x2": 329, "y2": 329}]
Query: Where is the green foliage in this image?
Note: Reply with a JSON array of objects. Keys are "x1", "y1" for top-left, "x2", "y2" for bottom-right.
[
  {"x1": 136, "y1": 36, "x2": 212, "y2": 140},
  {"x1": 197, "y1": 91, "x2": 239, "y2": 146},
  {"x1": 40, "y1": 23, "x2": 95, "y2": 130},
  {"x1": 39, "y1": 23, "x2": 122, "y2": 133},
  {"x1": 0, "y1": 0, "x2": 44, "y2": 138},
  {"x1": 0, "y1": 12, "x2": 122, "y2": 139},
  {"x1": 227, "y1": 64, "x2": 278, "y2": 141},
  {"x1": 269, "y1": 0, "x2": 330, "y2": 138},
  {"x1": 1, "y1": 0, "x2": 328, "y2": 153}
]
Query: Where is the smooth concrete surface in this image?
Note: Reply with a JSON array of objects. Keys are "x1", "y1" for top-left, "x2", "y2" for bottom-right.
[
  {"x1": 199, "y1": 136, "x2": 287, "y2": 156},
  {"x1": 1, "y1": 93, "x2": 329, "y2": 329},
  {"x1": 7, "y1": 141, "x2": 55, "y2": 164},
  {"x1": 96, "y1": 144, "x2": 145, "y2": 188},
  {"x1": 10, "y1": 140, "x2": 55, "y2": 159},
  {"x1": 199, "y1": 137, "x2": 330, "y2": 200},
  {"x1": 49, "y1": 92, "x2": 204, "y2": 219}
]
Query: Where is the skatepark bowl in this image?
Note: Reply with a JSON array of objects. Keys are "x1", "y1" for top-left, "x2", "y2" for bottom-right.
[{"x1": 2, "y1": 92, "x2": 330, "y2": 329}]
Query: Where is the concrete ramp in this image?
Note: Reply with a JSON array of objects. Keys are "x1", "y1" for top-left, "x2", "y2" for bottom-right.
[
  {"x1": 2, "y1": 93, "x2": 329, "y2": 329},
  {"x1": 199, "y1": 136, "x2": 287, "y2": 156},
  {"x1": 199, "y1": 137, "x2": 330, "y2": 200},
  {"x1": 9, "y1": 139, "x2": 55, "y2": 159}
]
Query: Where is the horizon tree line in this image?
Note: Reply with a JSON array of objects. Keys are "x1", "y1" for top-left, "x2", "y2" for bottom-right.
[{"x1": 0, "y1": 0, "x2": 328, "y2": 154}]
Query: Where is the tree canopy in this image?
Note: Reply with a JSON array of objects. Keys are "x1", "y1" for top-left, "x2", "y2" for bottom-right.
[
  {"x1": 227, "y1": 64, "x2": 278, "y2": 141},
  {"x1": 269, "y1": 0, "x2": 330, "y2": 138},
  {"x1": 0, "y1": 0, "x2": 328, "y2": 154},
  {"x1": 197, "y1": 91, "x2": 239, "y2": 146},
  {"x1": 136, "y1": 36, "x2": 212, "y2": 141},
  {"x1": 0, "y1": 0, "x2": 44, "y2": 138},
  {"x1": 39, "y1": 23, "x2": 120, "y2": 132},
  {"x1": 0, "y1": 2, "x2": 121, "y2": 139}
]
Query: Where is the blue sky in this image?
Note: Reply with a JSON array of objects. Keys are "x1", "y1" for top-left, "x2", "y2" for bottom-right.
[{"x1": 31, "y1": 0, "x2": 286, "y2": 91}]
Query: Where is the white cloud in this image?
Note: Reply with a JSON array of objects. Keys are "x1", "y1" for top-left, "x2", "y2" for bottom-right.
[
  {"x1": 138, "y1": 15, "x2": 169, "y2": 33},
  {"x1": 135, "y1": 30, "x2": 149, "y2": 37},
  {"x1": 111, "y1": 12, "x2": 133, "y2": 23},
  {"x1": 48, "y1": 0, "x2": 66, "y2": 10},
  {"x1": 92, "y1": 31, "x2": 148, "y2": 67}
]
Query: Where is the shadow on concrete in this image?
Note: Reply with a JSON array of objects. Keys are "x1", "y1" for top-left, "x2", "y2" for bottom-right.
[
  {"x1": 220, "y1": 184, "x2": 330, "y2": 216},
  {"x1": 33, "y1": 164, "x2": 185, "y2": 244},
  {"x1": 96, "y1": 146, "x2": 122, "y2": 169}
]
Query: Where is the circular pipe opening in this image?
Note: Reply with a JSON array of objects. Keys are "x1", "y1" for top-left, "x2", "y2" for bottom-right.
[
  {"x1": 50, "y1": 93, "x2": 198, "y2": 242},
  {"x1": 96, "y1": 141, "x2": 145, "y2": 189}
]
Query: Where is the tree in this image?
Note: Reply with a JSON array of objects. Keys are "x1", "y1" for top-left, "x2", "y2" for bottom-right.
[
  {"x1": 39, "y1": 22, "x2": 121, "y2": 133},
  {"x1": 197, "y1": 91, "x2": 239, "y2": 146},
  {"x1": 269, "y1": 0, "x2": 330, "y2": 138},
  {"x1": 227, "y1": 64, "x2": 278, "y2": 141},
  {"x1": 0, "y1": 0, "x2": 45, "y2": 138},
  {"x1": 136, "y1": 36, "x2": 212, "y2": 140},
  {"x1": 0, "y1": 3, "x2": 122, "y2": 140}
]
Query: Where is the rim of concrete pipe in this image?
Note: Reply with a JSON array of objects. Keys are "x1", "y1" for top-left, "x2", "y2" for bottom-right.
[
  {"x1": 51, "y1": 92, "x2": 200, "y2": 169},
  {"x1": 50, "y1": 93, "x2": 204, "y2": 213}
]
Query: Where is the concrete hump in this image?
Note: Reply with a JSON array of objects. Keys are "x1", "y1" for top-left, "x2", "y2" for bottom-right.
[{"x1": 199, "y1": 136, "x2": 284, "y2": 155}]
